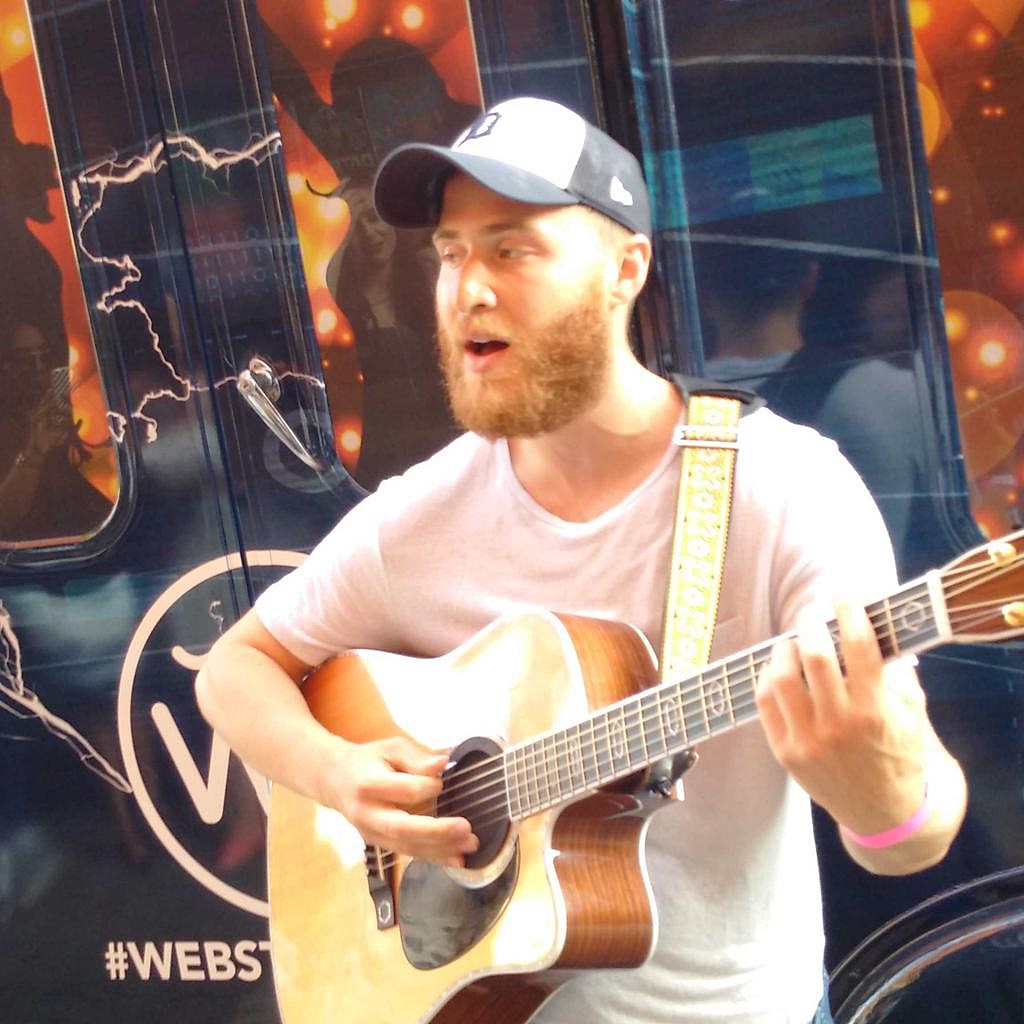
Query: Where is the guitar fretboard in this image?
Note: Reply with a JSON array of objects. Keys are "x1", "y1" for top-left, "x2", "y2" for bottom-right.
[{"x1": 504, "y1": 579, "x2": 938, "y2": 820}]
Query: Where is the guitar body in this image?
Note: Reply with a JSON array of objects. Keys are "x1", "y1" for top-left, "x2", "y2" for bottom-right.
[{"x1": 268, "y1": 610, "x2": 665, "y2": 1024}]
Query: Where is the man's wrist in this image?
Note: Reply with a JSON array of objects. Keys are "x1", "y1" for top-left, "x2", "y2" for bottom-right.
[{"x1": 839, "y1": 780, "x2": 932, "y2": 850}]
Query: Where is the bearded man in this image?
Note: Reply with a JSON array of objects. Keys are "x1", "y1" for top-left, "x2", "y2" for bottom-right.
[{"x1": 198, "y1": 97, "x2": 966, "y2": 1024}]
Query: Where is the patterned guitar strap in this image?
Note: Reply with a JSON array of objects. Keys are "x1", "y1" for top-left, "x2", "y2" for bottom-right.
[{"x1": 648, "y1": 389, "x2": 744, "y2": 797}]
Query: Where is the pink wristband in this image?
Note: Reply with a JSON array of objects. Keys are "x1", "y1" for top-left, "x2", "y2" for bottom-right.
[{"x1": 839, "y1": 783, "x2": 931, "y2": 850}]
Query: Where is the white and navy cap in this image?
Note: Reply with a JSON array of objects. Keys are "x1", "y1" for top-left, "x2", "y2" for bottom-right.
[{"x1": 373, "y1": 96, "x2": 652, "y2": 237}]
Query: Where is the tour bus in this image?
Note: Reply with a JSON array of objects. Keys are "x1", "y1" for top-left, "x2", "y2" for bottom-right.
[{"x1": 1, "y1": 1, "x2": 1022, "y2": 1021}]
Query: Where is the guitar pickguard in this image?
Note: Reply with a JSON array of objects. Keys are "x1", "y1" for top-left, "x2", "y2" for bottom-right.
[{"x1": 399, "y1": 845, "x2": 519, "y2": 970}]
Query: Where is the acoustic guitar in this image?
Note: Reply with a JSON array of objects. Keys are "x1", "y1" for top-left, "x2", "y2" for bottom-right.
[{"x1": 268, "y1": 530, "x2": 1024, "y2": 1024}]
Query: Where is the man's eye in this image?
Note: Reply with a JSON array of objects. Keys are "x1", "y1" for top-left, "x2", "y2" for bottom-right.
[{"x1": 498, "y1": 247, "x2": 524, "y2": 259}]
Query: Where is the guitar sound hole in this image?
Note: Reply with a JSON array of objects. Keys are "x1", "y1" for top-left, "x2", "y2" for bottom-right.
[{"x1": 439, "y1": 736, "x2": 510, "y2": 870}]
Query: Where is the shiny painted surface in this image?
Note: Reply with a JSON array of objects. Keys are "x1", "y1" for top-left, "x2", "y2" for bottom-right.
[
  {"x1": 832, "y1": 866, "x2": 1024, "y2": 1023},
  {"x1": 0, "y1": 2, "x2": 1022, "y2": 1022}
]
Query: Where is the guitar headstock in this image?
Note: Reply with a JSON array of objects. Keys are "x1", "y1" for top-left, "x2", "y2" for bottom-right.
[{"x1": 939, "y1": 528, "x2": 1024, "y2": 644}]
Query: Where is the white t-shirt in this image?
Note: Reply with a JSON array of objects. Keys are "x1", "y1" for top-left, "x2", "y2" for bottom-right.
[{"x1": 256, "y1": 406, "x2": 898, "y2": 1023}]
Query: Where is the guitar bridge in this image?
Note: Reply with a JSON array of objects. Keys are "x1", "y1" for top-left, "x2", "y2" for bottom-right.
[{"x1": 365, "y1": 844, "x2": 396, "y2": 930}]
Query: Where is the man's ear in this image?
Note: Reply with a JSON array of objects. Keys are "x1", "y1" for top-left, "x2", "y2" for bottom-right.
[{"x1": 610, "y1": 234, "x2": 652, "y2": 306}]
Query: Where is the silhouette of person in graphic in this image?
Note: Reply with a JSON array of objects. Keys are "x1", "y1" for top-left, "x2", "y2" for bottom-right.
[
  {"x1": 0, "y1": 73, "x2": 111, "y2": 543},
  {"x1": 262, "y1": 27, "x2": 477, "y2": 487}
]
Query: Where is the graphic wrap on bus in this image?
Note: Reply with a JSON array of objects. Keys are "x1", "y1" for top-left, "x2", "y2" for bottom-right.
[{"x1": 1, "y1": 3, "x2": 1022, "y2": 1023}]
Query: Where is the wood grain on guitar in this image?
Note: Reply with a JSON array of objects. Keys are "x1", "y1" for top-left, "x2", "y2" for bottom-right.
[{"x1": 268, "y1": 531, "x2": 1024, "y2": 1024}]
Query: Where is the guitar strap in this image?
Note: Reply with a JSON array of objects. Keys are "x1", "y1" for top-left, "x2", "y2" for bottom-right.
[{"x1": 648, "y1": 387, "x2": 745, "y2": 796}]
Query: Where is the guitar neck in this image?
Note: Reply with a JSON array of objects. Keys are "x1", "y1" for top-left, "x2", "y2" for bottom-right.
[{"x1": 504, "y1": 575, "x2": 944, "y2": 820}]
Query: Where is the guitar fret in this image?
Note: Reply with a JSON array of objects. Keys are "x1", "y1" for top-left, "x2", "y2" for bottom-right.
[
  {"x1": 663, "y1": 683, "x2": 688, "y2": 745},
  {"x1": 633, "y1": 700, "x2": 647, "y2": 763},
  {"x1": 641, "y1": 691, "x2": 668, "y2": 761},
  {"x1": 585, "y1": 715, "x2": 600, "y2": 789},
  {"x1": 890, "y1": 582, "x2": 937, "y2": 651},
  {"x1": 568, "y1": 723, "x2": 584, "y2": 795},
  {"x1": 654, "y1": 690, "x2": 670, "y2": 759},
  {"x1": 617, "y1": 704, "x2": 631, "y2": 768},
  {"x1": 881, "y1": 597, "x2": 899, "y2": 659},
  {"x1": 541, "y1": 734, "x2": 555, "y2": 807},
  {"x1": 548, "y1": 736, "x2": 559, "y2": 805},
  {"x1": 724, "y1": 665, "x2": 737, "y2": 724},
  {"x1": 551, "y1": 732, "x2": 568, "y2": 802},
  {"x1": 683, "y1": 685, "x2": 708, "y2": 742},
  {"x1": 507, "y1": 746, "x2": 522, "y2": 819},
  {"x1": 602, "y1": 709, "x2": 616, "y2": 775},
  {"x1": 701, "y1": 664, "x2": 732, "y2": 733},
  {"x1": 698, "y1": 671, "x2": 712, "y2": 737},
  {"x1": 526, "y1": 741, "x2": 540, "y2": 811},
  {"x1": 626, "y1": 702, "x2": 645, "y2": 768}
]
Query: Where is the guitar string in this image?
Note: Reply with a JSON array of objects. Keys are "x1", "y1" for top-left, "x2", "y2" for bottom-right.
[
  {"x1": 371, "y1": 557, "x2": 1022, "y2": 867},
  {"x1": 430, "y1": 597, "x2": 1012, "y2": 829},
  {"x1": 437, "y1": 546, "x2": 1022, "y2": 802},
  {"x1": 428, "y1": 580, "x2": 935, "y2": 806},
  {"x1": 428, "y1": 567, "x2": 1013, "y2": 813},
  {"x1": 408, "y1": 600, "x2": 1011, "y2": 851},
  {"x1": 375, "y1": 600, "x2": 1018, "y2": 871}
]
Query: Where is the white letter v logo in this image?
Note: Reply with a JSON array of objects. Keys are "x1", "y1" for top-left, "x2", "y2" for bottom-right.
[{"x1": 151, "y1": 701, "x2": 269, "y2": 823}]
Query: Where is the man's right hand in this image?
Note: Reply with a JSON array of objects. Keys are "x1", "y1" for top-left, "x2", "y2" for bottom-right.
[
  {"x1": 324, "y1": 736, "x2": 479, "y2": 868},
  {"x1": 196, "y1": 611, "x2": 479, "y2": 869}
]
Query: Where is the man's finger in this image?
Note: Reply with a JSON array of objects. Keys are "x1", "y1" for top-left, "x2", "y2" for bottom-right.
[{"x1": 834, "y1": 600, "x2": 884, "y2": 696}]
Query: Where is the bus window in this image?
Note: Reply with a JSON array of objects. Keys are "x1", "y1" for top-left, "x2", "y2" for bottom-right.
[
  {"x1": 620, "y1": 0, "x2": 973, "y2": 576},
  {"x1": 0, "y1": 14, "x2": 118, "y2": 550}
]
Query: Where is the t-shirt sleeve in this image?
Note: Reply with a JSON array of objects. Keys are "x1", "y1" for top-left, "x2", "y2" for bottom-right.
[
  {"x1": 767, "y1": 424, "x2": 899, "y2": 635},
  {"x1": 252, "y1": 490, "x2": 394, "y2": 666}
]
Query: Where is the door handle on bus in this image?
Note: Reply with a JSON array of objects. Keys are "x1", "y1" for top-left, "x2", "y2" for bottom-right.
[{"x1": 236, "y1": 356, "x2": 328, "y2": 472}]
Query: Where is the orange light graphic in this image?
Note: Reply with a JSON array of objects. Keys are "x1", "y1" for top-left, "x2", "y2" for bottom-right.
[
  {"x1": 988, "y1": 220, "x2": 1017, "y2": 246},
  {"x1": 325, "y1": 0, "x2": 357, "y2": 24},
  {"x1": 400, "y1": 4, "x2": 424, "y2": 30},
  {"x1": 978, "y1": 337, "x2": 1008, "y2": 369},
  {"x1": 316, "y1": 307, "x2": 339, "y2": 336},
  {"x1": 909, "y1": 2, "x2": 933, "y2": 29},
  {"x1": 944, "y1": 306, "x2": 968, "y2": 342},
  {"x1": 968, "y1": 24, "x2": 995, "y2": 50}
]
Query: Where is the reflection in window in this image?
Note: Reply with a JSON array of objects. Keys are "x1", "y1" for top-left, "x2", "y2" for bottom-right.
[
  {"x1": 0, "y1": 22, "x2": 116, "y2": 548},
  {"x1": 649, "y1": 1, "x2": 956, "y2": 575}
]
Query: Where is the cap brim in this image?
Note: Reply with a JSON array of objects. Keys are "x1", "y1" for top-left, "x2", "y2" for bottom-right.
[{"x1": 373, "y1": 143, "x2": 576, "y2": 228}]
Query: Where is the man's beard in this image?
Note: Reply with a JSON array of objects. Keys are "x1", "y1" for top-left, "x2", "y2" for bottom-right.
[{"x1": 436, "y1": 279, "x2": 613, "y2": 439}]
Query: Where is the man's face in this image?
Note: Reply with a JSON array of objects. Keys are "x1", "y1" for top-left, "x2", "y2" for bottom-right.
[
  {"x1": 6, "y1": 324, "x2": 50, "y2": 411},
  {"x1": 432, "y1": 174, "x2": 617, "y2": 439}
]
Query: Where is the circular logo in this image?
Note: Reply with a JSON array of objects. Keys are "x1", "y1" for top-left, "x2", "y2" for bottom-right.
[{"x1": 117, "y1": 549, "x2": 305, "y2": 917}]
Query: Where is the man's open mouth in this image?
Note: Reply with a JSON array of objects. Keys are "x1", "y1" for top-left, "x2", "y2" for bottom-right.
[{"x1": 465, "y1": 340, "x2": 509, "y2": 356}]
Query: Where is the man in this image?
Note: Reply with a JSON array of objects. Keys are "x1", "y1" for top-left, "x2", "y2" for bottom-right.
[{"x1": 197, "y1": 97, "x2": 966, "y2": 1023}]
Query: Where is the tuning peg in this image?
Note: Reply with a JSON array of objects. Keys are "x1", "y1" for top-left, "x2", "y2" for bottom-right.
[
  {"x1": 987, "y1": 540, "x2": 1018, "y2": 566},
  {"x1": 1001, "y1": 602, "x2": 1024, "y2": 628}
]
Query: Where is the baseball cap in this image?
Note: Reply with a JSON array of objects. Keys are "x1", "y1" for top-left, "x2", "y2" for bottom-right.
[{"x1": 372, "y1": 96, "x2": 652, "y2": 237}]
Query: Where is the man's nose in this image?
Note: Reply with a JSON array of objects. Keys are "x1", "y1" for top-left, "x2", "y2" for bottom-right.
[{"x1": 455, "y1": 261, "x2": 497, "y2": 316}]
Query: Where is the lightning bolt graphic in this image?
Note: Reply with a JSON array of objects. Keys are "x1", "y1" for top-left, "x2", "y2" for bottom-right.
[
  {"x1": 0, "y1": 600, "x2": 132, "y2": 793},
  {"x1": 72, "y1": 131, "x2": 323, "y2": 444}
]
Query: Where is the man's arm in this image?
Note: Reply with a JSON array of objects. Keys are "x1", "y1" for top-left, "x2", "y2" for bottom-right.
[
  {"x1": 195, "y1": 610, "x2": 477, "y2": 865},
  {"x1": 756, "y1": 601, "x2": 967, "y2": 875}
]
